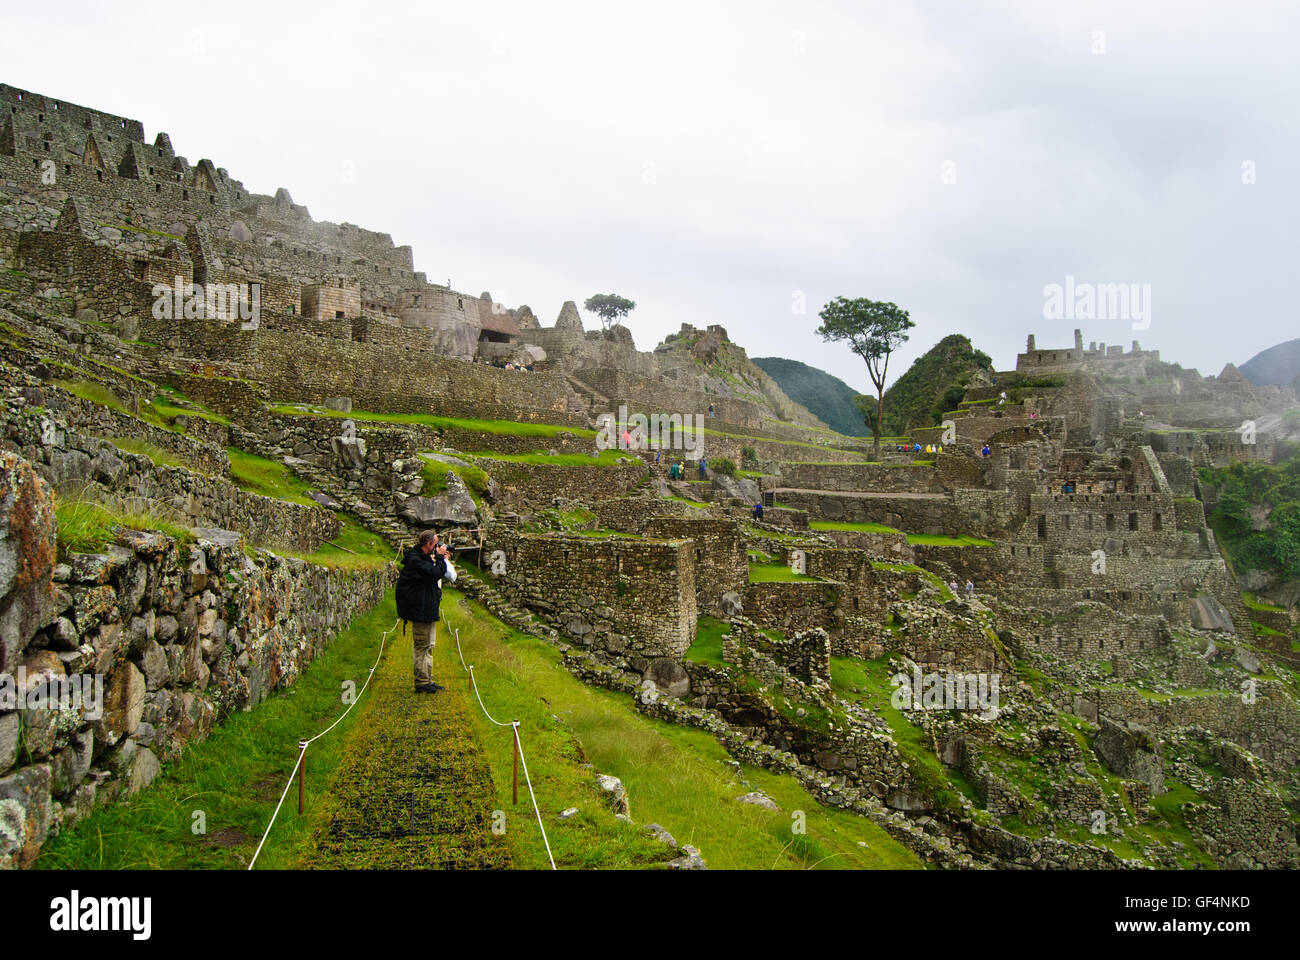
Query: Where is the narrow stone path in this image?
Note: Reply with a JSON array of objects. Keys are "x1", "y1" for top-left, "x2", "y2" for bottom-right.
[{"x1": 305, "y1": 620, "x2": 510, "y2": 869}]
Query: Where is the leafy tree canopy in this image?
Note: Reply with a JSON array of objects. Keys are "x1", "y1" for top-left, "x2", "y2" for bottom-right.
[{"x1": 584, "y1": 294, "x2": 636, "y2": 331}]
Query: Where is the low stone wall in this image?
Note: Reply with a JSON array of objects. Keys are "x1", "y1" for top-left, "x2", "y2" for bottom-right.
[
  {"x1": 482, "y1": 528, "x2": 696, "y2": 660},
  {"x1": 0, "y1": 450, "x2": 392, "y2": 868},
  {"x1": 1, "y1": 394, "x2": 339, "y2": 551},
  {"x1": 775, "y1": 490, "x2": 965, "y2": 536},
  {"x1": 775, "y1": 463, "x2": 941, "y2": 494},
  {"x1": 592, "y1": 496, "x2": 707, "y2": 532},
  {"x1": 474, "y1": 458, "x2": 648, "y2": 508},
  {"x1": 743, "y1": 580, "x2": 842, "y2": 635},
  {"x1": 33, "y1": 378, "x2": 230, "y2": 478}
]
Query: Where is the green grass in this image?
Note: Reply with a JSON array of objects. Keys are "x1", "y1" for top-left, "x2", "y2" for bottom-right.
[
  {"x1": 272, "y1": 405, "x2": 597, "y2": 439},
  {"x1": 226, "y1": 448, "x2": 316, "y2": 506},
  {"x1": 109, "y1": 436, "x2": 190, "y2": 469},
  {"x1": 35, "y1": 596, "x2": 402, "y2": 869},
  {"x1": 665, "y1": 496, "x2": 710, "y2": 509},
  {"x1": 282, "y1": 515, "x2": 396, "y2": 570},
  {"x1": 685, "y1": 616, "x2": 729, "y2": 666},
  {"x1": 442, "y1": 595, "x2": 921, "y2": 869},
  {"x1": 828, "y1": 656, "x2": 977, "y2": 816},
  {"x1": 54, "y1": 497, "x2": 195, "y2": 560},
  {"x1": 98, "y1": 222, "x2": 184, "y2": 240},
  {"x1": 472, "y1": 450, "x2": 642, "y2": 467},
  {"x1": 749, "y1": 562, "x2": 818, "y2": 583},
  {"x1": 907, "y1": 534, "x2": 995, "y2": 547},
  {"x1": 418, "y1": 455, "x2": 491, "y2": 499},
  {"x1": 810, "y1": 520, "x2": 902, "y2": 534},
  {"x1": 1242, "y1": 592, "x2": 1287, "y2": 613}
]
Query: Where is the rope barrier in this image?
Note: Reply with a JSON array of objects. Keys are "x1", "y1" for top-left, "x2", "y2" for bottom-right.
[
  {"x1": 452, "y1": 620, "x2": 557, "y2": 870},
  {"x1": 247, "y1": 618, "x2": 399, "y2": 870}
]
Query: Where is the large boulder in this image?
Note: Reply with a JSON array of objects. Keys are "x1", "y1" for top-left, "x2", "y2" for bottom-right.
[
  {"x1": 643, "y1": 659, "x2": 690, "y2": 699},
  {"x1": 1094, "y1": 716, "x2": 1165, "y2": 795},
  {"x1": 1188, "y1": 595, "x2": 1235, "y2": 633},
  {"x1": 397, "y1": 471, "x2": 477, "y2": 526}
]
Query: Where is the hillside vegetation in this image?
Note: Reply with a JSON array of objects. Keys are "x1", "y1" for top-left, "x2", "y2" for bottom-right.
[
  {"x1": 752, "y1": 357, "x2": 871, "y2": 436},
  {"x1": 875, "y1": 335, "x2": 993, "y2": 436},
  {"x1": 1201, "y1": 451, "x2": 1300, "y2": 583}
]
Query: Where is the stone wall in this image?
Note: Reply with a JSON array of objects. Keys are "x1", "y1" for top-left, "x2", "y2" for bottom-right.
[
  {"x1": 0, "y1": 450, "x2": 391, "y2": 868},
  {"x1": 476, "y1": 458, "x2": 648, "y2": 508},
  {"x1": 483, "y1": 528, "x2": 696, "y2": 660},
  {"x1": 775, "y1": 489, "x2": 968, "y2": 536},
  {"x1": 775, "y1": 463, "x2": 941, "y2": 494},
  {"x1": 743, "y1": 579, "x2": 842, "y2": 635},
  {"x1": 643, "y1": 517, "x2": 747, "y2": 617},
  {"x1": 1, "y1": 392, "x2": 339, "y2": 551}
]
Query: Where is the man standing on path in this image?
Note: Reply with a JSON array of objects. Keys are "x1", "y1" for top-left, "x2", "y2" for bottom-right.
[{"x1": 396, "y1": 530, "x2": 453, "y2": 694}]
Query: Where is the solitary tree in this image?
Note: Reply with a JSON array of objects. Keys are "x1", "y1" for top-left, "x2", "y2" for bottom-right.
[
  {"x1": 584, "y1": 294, "x2": 636, "y2": 332},
  {"x1": 816, "y1": 297, "x2": 915, "y2": 459}
]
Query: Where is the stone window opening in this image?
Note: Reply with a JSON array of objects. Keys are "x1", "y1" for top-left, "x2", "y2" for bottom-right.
[
  {"x1": 1128, "y1": 512, "x2": 1138, "y2": 531},
  {"x1": 155, "y1": 184, "x2": 161, "y2": 193},
  {"x1": 1153, "y1": 513, "x2": 1162, "y2": 531},
  {"x1": 183, "y1": 189, "x2": 189, "y2": 199},
  {"x1": 43, "y1": 141, "x2": 49, "y2": 152},
  {"x1": 96, "y1": 170, "x2": 102, "y2": 182},
  {"x1": 1106, "y1": 514, "x2": 1115, "y2": 531},
  {"x1": 64, "y1": 164, "x2": 70, "y2": 175},
  {"x1": 335, "y1": 311, "x2": 344, "y2": 320},
  {"x1": 1037, "y1": 515, "x2": 1047, "y2": 539}
]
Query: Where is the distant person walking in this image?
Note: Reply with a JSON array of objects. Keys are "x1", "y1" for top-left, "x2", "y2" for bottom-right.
[
  {"x1": 981, "y1": 444, "x2": 991, "y2": 458},
  {"x1": 753, "y1": 502, "x2": 764, "y2": 521},
  {"x1": 396, "y1": 530, "x2": 455, "y2": 694},
  {"x1": 699, "y1": 458, "x2": 708, "y2": 479},
  {"x1": 965, "y1": 579, "x2": 974, "y2": 597}
]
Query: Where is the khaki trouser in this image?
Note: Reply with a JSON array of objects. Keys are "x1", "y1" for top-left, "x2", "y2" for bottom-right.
[{"x1": 412, "y1": 620, "x2": 436, "y2": 686}]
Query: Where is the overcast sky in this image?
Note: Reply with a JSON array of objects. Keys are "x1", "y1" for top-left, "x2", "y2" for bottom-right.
[{"x1": 8, "y1": 1, "x2": 1298, "y2": 392}]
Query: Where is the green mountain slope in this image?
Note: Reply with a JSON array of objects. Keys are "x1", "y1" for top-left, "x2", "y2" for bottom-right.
[
  {"x1": 751, "y1": 357, "x2": 870, "y2": 436},
  {"x1": 877, "y1": 334, "x2": 993, "y2": 436},
  {"x1": 1240, "y1": 337, "x2": 1300, "y2": 389}
]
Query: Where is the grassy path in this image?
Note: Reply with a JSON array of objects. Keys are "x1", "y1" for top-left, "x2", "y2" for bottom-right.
[
  {"x1": 304, "y1": 617, "x2": 510, "y2": 869},
  {"x1": 441, "y1": 590, "x2": 922, "y2": 870}
]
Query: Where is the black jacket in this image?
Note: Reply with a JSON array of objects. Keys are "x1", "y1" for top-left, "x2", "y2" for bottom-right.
[{"x1": 395, "y1": 547, "x2": 448, "y2": 623}]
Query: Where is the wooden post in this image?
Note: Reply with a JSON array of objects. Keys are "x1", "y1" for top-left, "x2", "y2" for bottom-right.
[
  {"x1": 512, "y1": 725, "x2": 519, "y2": 806},
  {"x1": 298, "y1": 741, "x2": 307, "y2": 815}
]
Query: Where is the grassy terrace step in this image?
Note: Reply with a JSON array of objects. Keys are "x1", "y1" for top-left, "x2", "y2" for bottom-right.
[
  {"x1": 271, "y1": 403, "x2": 874, "y2": 461},
  {"x1": 304, "y1": 616, "x2": 509, "y2": 869},
  {"x1": 469, "y1": 450, "x2": 643, "y2": 467},
  {"x1": 809, "y1": 521, "x2": 994, "y2": 547},
  {"x1": 749, "y1": 562, "x2": 819, "y2": 582},
  {"x1": 442, "y1": 594, "x2": 919, "y2": 869},
  {"x1": 34, "y1": 598, "x2": 403, "y2": 869}
]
